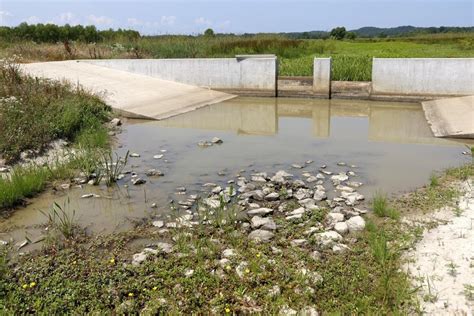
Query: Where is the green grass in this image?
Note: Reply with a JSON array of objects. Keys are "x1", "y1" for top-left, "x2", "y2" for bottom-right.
[{"x1": 372, "y1": 192, "x2": 400, "y2": 220}]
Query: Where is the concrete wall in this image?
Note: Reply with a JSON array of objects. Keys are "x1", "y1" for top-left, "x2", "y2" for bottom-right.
[
  {"x1": 313, "y1": 58, "x2": 331, "y2": 97},
  {"x1": 372, "y1": 58, "x2": 474, "y2": 96},
  {"x1": 83, "y1": 56, "x2": 277, "y2": 96}
]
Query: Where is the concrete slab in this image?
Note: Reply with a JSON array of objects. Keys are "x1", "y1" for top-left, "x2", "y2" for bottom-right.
[
  {"x1": 20, "y1": 60, "x2": 236, "y2": 120},
  {"x1": 422, "y1": 96, "x2": 474, "y2": 139}
]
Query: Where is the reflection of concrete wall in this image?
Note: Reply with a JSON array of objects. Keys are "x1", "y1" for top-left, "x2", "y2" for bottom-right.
[
  {"x1": 368, "y1": 104, "x2": 455, "y2": 145},
  {"x1": 157, "y1": 98, "x2": 277, "y2": 135},
  {"x1": 84, "y1": 57, "x2": 277, "y2": 96},
  {"x1": 372, "y1": 58, "x2": 474, "y2": 96}
]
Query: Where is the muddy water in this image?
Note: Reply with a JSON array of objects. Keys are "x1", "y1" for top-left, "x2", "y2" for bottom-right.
[{"x1": 1, "y1": 97, "x2": 471, "y2": 247}]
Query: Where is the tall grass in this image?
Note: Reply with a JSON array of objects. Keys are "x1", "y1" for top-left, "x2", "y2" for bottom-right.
[
  {"x1": 372, "y1": 192, "x2": 400, "y2": 220},
  {"x1": 41, "y1": 200, "x2": 77, "y2": 239},
  {"x1": 0, "y1": 165, "x2": 49, "y2": 209},
  {"x1": 0, "y1": 59, "x2": 110, "y2": 163}
]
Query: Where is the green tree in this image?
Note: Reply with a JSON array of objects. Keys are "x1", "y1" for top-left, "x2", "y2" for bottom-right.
[
  {"x1": 330, "y1": 26, "x2": 347, "y2": 40},
  {"x1": 204, "y1": 28, "x2": 215, "y2": 37},
  {"x1": 345, "y1": 31, "x2": 357, "y2": 40}
]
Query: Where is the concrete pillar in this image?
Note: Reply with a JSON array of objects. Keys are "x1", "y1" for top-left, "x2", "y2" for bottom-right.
[{"x1": 313, "y1": 58, "x2": 331, "y2": 98}]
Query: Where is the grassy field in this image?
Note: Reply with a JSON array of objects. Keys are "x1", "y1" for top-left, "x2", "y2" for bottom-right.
[{"x1": 1, "y1": 33, "x2": 472, "y2": 81}]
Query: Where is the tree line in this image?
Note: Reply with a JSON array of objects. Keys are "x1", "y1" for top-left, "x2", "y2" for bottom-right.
[{"x1": 0, "y1": 23, "x2": 141, "y2": 43}]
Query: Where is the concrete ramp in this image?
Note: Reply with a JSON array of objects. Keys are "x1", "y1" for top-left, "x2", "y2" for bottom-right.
[
  {"x1": 20, "y1": 61, "x2": 236, "y2": 120},
  {"x1": 422, "y1": 96, "x2": 474, "y2": 138}
]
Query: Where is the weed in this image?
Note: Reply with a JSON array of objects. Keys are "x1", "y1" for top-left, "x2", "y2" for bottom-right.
[
  {"x1": 41, "y1": 200, "x2": 78, "y2": 239},
  {"x1": 372, "y1": 192, "x2": 400, "y2": 220},
  {"x1": 429, "y1": 173, "x2": 439, "y2": 188},
  {"x1": 446, "y1": 261, "x2": 459, "y2": 278},
  {"x1": 463, "y1": 284, "x2": 474, "y2": 301}
]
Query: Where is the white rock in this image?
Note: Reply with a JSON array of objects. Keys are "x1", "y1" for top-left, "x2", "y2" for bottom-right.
[
  {"x1": 251, "y1": 216, "x2": 277, "y2": 230},
  {"x1": 184, "y1": 269, "x2": 194, "y2": 277},
  {"x1": 131, "y1": 178, "x2": 146, "y2": 185},
  {"x1": 326, "y1": 212, "x2": 345, "y2": 225},
  {"x1": 153, "y1": 154, "x2": 164, "y2": 159},
  {"x1": 248, "y1": 229, "x2": 274, "y2": 242},
  {"x1": 332, "y1": 243, "x2": 350, "y2": 253},
  {"x1": 313, "y1": 190, "x2": 327, "y2": 201},
  {"x1": 211, "y1": 137, "x2": 223, "y2": 144},
  {"x1": 130, "y1": 153, "x2": 140, "y2": 158},
  {"x1": 334, "y1": 222, "x2": 349, "y2": 235},
  {"x1": 222, "y1": 248, "x2": 236, "y2": 258},
  {"x1": 265, "y1": 192, "x2": 279, "y2": 201},
  {"x1": 152, "y1": 220, "x2": 164, "y2": 228},
  {"x1": 211, "y1": 186, "x2": 222, "y2": 194},
  {"x1": 247, "y1": 207, "x2": 273, "y2": 216},
  {"x1": 279, "y1": 306, "x2": 297, "y2": 316},
  {"x1": 346, "y1": 216, "x2": 366, "y2": 232},
  {"x1": 291, "y1": 164, "x2": 303, "y2": 169},
  {"x1": 290, "y1": 239, "x2": 308, "y2": 247},
  {"x1": 306, "y1": 176, "x2": 318, "y2": 183},
  {"x1": 317, "y1": 231, "x2": 343, "y2": 248},
  {"x1": 251, "y1": 176, "x2": 267, "y2": 183}
]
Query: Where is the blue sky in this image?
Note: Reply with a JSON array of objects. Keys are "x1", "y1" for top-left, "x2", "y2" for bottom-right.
[{"x1": 0, "y1": 0, "x2": 472, "y2": 35}]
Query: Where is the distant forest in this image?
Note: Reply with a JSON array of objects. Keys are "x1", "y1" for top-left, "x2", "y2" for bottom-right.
[
  {"x1": 0, "y1": 23, "x2": 140, "y2": 43},
  {"x1": 0, "y1": 23, "x2": 472, "y2": 43}
]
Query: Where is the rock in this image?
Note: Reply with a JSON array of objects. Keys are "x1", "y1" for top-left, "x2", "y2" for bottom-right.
[
  {"x1": 316, "y1": 173, "x2": 325, "y2": 180},
  {"x1": 156, "y1": 242, "x2": 173, "y2": 254},
  {"x1": 313, "y1": 190, "x2": 327, "y2": 201},
  {"x1": 326, "y1": 212, "x2": 345, "y2": 225},
  {"x1": 0, "y1": 167, "x2": 9, "y2": 173},
  {"x1": 198, "y1": 141, "x2": 213, "y2": 147},
  {"x1": 279, "y1": 306, "x2": 297, "y2": 316},
  {"x1": 176, "y1": 186, "x2": 186, "y2": 192},
  {"x1": 81, "y1": 193, "x2": 94, "y2": 198},
  {"x1": 300, "y1": 307, "x2": 319, "y2": 316},
  {"x1": 152, "y1": 220, "x2": 164, "y2": 228},
  {"x1": 331, "y1": 173, "x2": 349, "y2": 184},
  {"x1": 109, "y1": 118, "x2": 122, "y2": 127},
  {"x1": 305, "y1": 160, "x2": 314, "y2": 164},
  {"x1": 332, "y1": 243, "x2": 350, "y2": 253},
  {"x1": 132, "y1": 248, "x2": 158, "y2": 266},
  {"x1": 290, "y1": 239, "x2": 308, "y2": 247},
  {"x1": 288, "y1": 207, "x2": 305, "y2": 216},
  {"x1": 320, "y1": 170, "x2": 332, "y2": 175},
  {"x1": 265, "y1": 192, "x2": 279, "y2": 201},
  {"x1": 251, "y1": 176, "x2": 267, "y2": 183},
  {"x1": 146, "y1": 169, "x2": 164, "y2": 177},
  {"x1": 250, "y1": 216, "x2": 277, "y2": 231},
  {"x1": 310, "y1": 250, "x2": 322, "y2": 261},
  {"x1": 248, "y1": 229, "x2": 274, "y2": 242},
  {"x1": 346, "y1": 216, "x2": 366, "y2": 232},
  {"x1": 184, "y1": 269, "x2": 194, "y2": 277},
  {"x1": 300, "y1": 268, "x2": 323, "y2": 284},
  {"x1": 247, "y1": 207, "x2": 273, "y2": 217},
  {"x1": 151, "y1": 203, "x2": 157, "y2": 208},
  {"x1": 130, "y1": 153, "x2": 140, "y2": 158},
  {"x1": 317, "y1": 231, "x2": 343, "y2": 248},
  {"x1": 341, "y1": 192, "x2": 364, "y2": 206},
  {"x1": 268, "y1": 285, "x2": 281, "y2": 297},
  {"x1": 153, "y1": 154, "x2": 164, "y2": 159},
  {"x1": 292, "y1": 164, "x2": 304, "y2": 169},
  {"x1": 236, "y1": 261, "x2": 249, "y2": 278},
  {"x1": 211, "y1": 137, "x2": 223, "y2": 144},
  {"x1": 16, "y1": 239, "x2": 28, "y2": 250},
  {"x1": 211, "y1": 186, "x2": 222, "y2": 194},
  {"x1": 132, "y1": 178, "x2": 146, "y2": 185},
  {"x1": 334, "y1": 222, "x2": 349, "y2": 235},
  {"x1": 347, "y1": 171, "x2": 356, "y2": 177},
  {"x1": 306, "y1": 176, "x2": 318, "y2": 183},
  {"x1": 293, "y1": 179, "x2": 306, "y2": 187},
  {"x1": 60, "y1": 183, "x2": 70, "y2": 190},
  {"x1": 203, "y1": 182, "x2": 217, "y2": 188},
  {"x1": 299, "y1": 198, "x2": 316, "y2": 209},
  {"x1": 336, "y1": 185, "x2": 354, "y2": 193},
  {"x1": 222, "y1": 248, "x2": 236, "y2": 258},
  {"x1": 295, "y1": 188, "x2": 312, "y2": 200},
  {"x1": 347, "y1": 181, "x2": 363, "y2": 188},
  {"x1": 203, "y1": 198, "x2": 221, "y2": 209},
  {"x1": 337, "y1": 162, "x2": 346, "y2": 166}
]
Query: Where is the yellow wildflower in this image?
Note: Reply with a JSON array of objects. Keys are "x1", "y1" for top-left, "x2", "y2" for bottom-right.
[
  {"x1": 256, "y1": 253, "x2": 261, "y2": 258},
  {"x1": 152, "y1": 286, "x2": 158, "y2": 291},
  {"x1": 225, "y1": 307, "x2": 231, "y2": 313},
  {"x1": 245, "y1": 268, "x2": 250, "y2": 274},
  {"x1": 29, "y1": 282, "x2": 36, "y2": 288},
  {"x1": 225, "y1": 265, "x2": 231, "y2": 271},
  {"x1": 22, "y1": 284, "x2": 28, "y2": 289},
  {"x1": 109, "y1": 258, "x2": 115, "y2": 264},
  {"x1": 128, "y1": 292, "x2": 134, "y2": 297}
]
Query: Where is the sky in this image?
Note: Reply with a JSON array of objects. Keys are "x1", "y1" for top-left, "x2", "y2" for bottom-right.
[{"x1": 0, "y1": 0, "x2": 472, "y2": 35}]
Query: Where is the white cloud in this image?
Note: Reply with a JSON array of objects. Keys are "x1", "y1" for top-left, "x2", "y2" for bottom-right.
[
  {"x1": 26, "y1": 16, "x2": 40, "y2": 24},
  {"x1": 127, "y1": 17, "x2": 143, "y2": 26},
  {"x1": 194, "y1": 17, "x2": 212, "y2": 26},
  {"x1": 0, "y1": 10, "x2": 12, "y2": 25},
  {"x1": 160, "y1": 16, "x2": 176, "y2": 26},
  {"x1": 86, "y1": 14, "x2": 114, "y2": 26}
]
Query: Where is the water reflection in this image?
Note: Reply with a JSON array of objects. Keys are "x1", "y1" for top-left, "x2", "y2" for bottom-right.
[{"x1": 155, "y1": 97, "x2": 455, "y2": 145}]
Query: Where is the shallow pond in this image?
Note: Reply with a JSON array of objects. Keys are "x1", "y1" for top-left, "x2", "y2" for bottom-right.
[{"x1": 1, "y1": 97, "x2": 471, "y2": 248}]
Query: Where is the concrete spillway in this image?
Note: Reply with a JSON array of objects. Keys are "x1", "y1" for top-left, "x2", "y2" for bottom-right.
[
  {"x1": 422, "y1": 96, "x2": 474, "y2": 139},
  {"x1": 20, "y1": 61, "x2": 236, "y2": 120}
]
